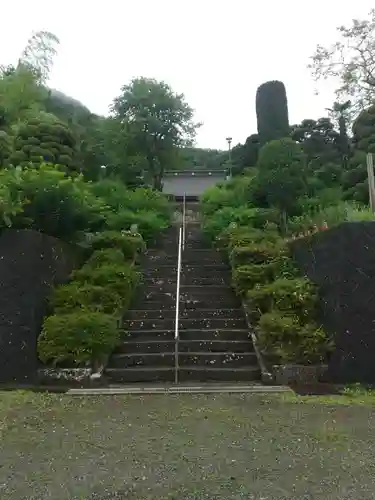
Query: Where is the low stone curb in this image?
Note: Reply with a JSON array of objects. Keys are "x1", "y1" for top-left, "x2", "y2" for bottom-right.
[
  {"x1": 37, "y1": 366, "x2": 107, "y2": 387},
  {"x1": 241, "y1": 300, "x2": 274, "y2": 384},
  {"x1": 66, "y1": 385, "x2": 292, "y2": 395}
]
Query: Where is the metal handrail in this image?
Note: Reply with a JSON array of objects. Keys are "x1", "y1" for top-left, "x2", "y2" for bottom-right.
[
  {"x1": 174, "y1": 226, "x2": 183, "y2": 384},
  {"x1": 182, "y1": 192, "x2": 186, "y2": 251}
]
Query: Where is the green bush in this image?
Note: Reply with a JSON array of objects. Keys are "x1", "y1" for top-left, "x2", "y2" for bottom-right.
[
  {"x1": 51, "y1": 283, "x2": 124, "y2": 315},
  {"x1": 201, "y1": 205, "x2": 280, "y2": 243},
  {"x1": 91, "y1": 182, "x2": 170, "y2": 216},
  {"x1": 257, "y1": 311, "x2": 333, "y2": 364},
  {"x1": 287, "y1": 201, "x2": 374, "y2": 236},
  {"x1": 201, "y1": 207, "x2": 243, "y2": 241},
  {"x1": 200, "y1": 177, "x2": 254, "y2": 217},
  {"x1": 246, "y1": 277, "x2": 318, "y2": 322},
  {"x1": 73, "y1": 262, "x2": 140, "y2": 307},
  {"x1": 90, "y1": 181, "x2": 172, "y2": 241},
  {"x1": 232, "y1": 263, "x2": 275, "y2": 295},
  {"x1": 227, "y1": 226, "x2": 281, "y2": 251},
  {"x1": 106, "y1": 209, "x2": 168, "y2": 244},
  {"x1": 38, "y1": 312, "x2": 120, "y2": 366},
  {"x1": 89, "y1": 231, "x2": 145, "y2": 261},
  {"x1": 11, "y1": 115, "x2": 77, "y2": 171},
  {"x1": 85, "y1": 248, "x2": 126, "y2": 268},
  {"x1": 39, "y1": 238, "x2": 141, "y2": 367},
  {"x1": 230, "y1": 240, "x2": 285, "y2": 267},
  {"x1": 124, "y1": 187, "x2": 171, "y2": 220},
  {"x1": 0, "y1": 164, "x2": 108, "y2": 240}
]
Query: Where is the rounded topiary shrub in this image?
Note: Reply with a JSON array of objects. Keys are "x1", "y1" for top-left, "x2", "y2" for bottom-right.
[
  {"x1": 85, "y1": 248, "x2": 126, "y2": 268},
  {"x1": 257, "y1": 310, "x2": 333, "y2": 364},
  {"x1": 232, "y1": 263, "x2": 275, "y2": 295},
  {"x1": 228, "y1": 226, "x2": 281, "y2": 251},
  {"x1": 89, "y1": 231, "x2": 145, "y2": 261},
  {"x1": 230, "y1": 240, "x2": 285, "y2": 267},
  {"x1": 38, "y1": 311, "x2": 120, "y2": 366},
  {"x1": 246, "y1": 277, "x2": 318, "y2": 322},
  {"x1": 72, "y1": 262, "x2": 141, "y2": 308},
  {"x1": 106, "y1": 209, "x2": 169, "y2": 244},
  {"x1": 51, "y1": 282, "x2": 124, "y2": 315}
]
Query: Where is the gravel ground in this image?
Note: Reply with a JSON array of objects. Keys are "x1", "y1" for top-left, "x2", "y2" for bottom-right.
[{"x1": 0, "y1": 392, "x2": 375, "y2": 499}]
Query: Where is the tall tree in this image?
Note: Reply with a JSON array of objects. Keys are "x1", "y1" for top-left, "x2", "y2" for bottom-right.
[
  {"x1": 0, "y1": 65, "x2": 45, "y2": 126},
  {"x1": 111, "y1": 77, "x2": 200, "y2": 190},
  {"x1": 0, "y1": 30, "x2": 60, "y2": 127},
  {"x1": 256, "y1": 81, "x2": 289, "y2": 146},
  {"x1": 177, "y1": 147, "x2": 226, "y2": 170},
  {"x1": 256, "y1": 138, "x2": 307, "y2": 230},
  {"x1": 327, "y1": 100, "x2": 351, "y2": 169},
  {"x1": 229, "y1": 134, "x2": 260, "y2": 175},
  {"x1": 291, "y1": 117, "x2": 340, "y2": 167},
  {"x1": 19, "y1": 31, "x2": 60, "y2": 84},
  {"x1": 310, "y1": 9, "x2": 375, "y2": 113}
]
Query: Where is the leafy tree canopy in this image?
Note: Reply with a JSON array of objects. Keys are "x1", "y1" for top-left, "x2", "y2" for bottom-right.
[
  {"x1": 111, "y1": 77, "x2": 200, "y2": 190},
  {"x1": 310, "y1": 9, "x2": 375, "y2": 113}
]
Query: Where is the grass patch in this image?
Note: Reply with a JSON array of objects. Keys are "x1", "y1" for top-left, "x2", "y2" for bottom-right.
[
  {"x1": 0, "y1": 391, "x2": 375, "y2": 499},
  {"x1": 283, "y1": 385, "x2": 375, "y2": 406}
]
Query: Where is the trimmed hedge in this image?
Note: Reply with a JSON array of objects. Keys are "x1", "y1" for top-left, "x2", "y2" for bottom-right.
[
  {"x1": 88, "y1": 231, "x2": 145, "y2": 261},
  {"x1": 200, "y1": 199, "x2": 333, "y2": 365},
  {"x1": 84, "y1": 248, "x2": 126, "y2": 268},
  {"x1": 51, "y1": 283, "x2": 124, "y2": 315},
  {"x1": 246, "y1": 278, "x2": 318, "y2": 323},
  {"x1": 38, "y1": 312, "x2": 120, "y2": 366},
  {"x1": 257, "y1": 311, "x2": 332, "y2": 364},
  {"x1": 38, "y1": 230, "x2": 143, "y2": 367},
  {"x1": 72, "y1": 263, "x2": 140, "y2": 307}
]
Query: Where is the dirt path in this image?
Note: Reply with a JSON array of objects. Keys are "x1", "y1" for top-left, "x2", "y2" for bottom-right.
[{"x1": 0, "y1": 392, "x2": 375, "y2": 499}]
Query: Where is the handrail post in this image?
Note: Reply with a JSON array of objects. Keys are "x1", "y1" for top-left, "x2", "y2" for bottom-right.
[
  {"x1": 174, "y1": 226, "x2": 182, "y2": 384},
  {"x1": 182, "y1": 192, "x2": 186, "y2": 251}
]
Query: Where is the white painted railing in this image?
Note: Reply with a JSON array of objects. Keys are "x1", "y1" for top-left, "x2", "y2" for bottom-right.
[
  {"x1": 174, "y1": 226, "x2": 183, "y2": 384},
  {"x1": 182, "y1": 192, "x2": 186, "y2": 251}
]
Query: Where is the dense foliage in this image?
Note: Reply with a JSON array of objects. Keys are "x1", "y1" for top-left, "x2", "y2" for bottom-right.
[
  {"x1": 200, "y1": 69, "x2": 375, "y2": 365},
  {"x1": 256, "y1": 81, "x2": 290, "y2": 146},
  {"x1": 4, "y1": 16, "x2": 375, "y2": 373},
  {"x1": 0, "y1": 32, "x2": 200, "y2": 189},
  {"x1": 38, "y1": 231, "x2": 142, "y2": 367},
  {"x1": 110, "y1": 77, "x2": 200, "y2": 190},
  {"x1": 11, "y1": 114, "x2": 77, "y2": 171},
  {"x1": 200, "y1": 191, "x2": 335, "y2": 364}
]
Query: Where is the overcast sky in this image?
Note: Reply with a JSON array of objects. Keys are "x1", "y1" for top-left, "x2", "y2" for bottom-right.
[{"x1": 1, "y1": 1, "x2": 374, "y2": 149}]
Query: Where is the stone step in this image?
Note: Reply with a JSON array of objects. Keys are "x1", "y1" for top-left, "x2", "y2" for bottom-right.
[
  {"x1": 137, "y1": 283, "x2": 237, "y2": 296},
  {"x1": 109, "y1": 352, "x2": 258, "y2": 368},
  {"x1": 121, "y1": 329, "x2": 251, "y2": 342},
  {"x1": 181, "y1": 276, "x2": 231, "y2": 286},
  {"x1": 105, "y1": 366, "x2": 261, "y2": 383},
  {"x1": 142, "y1": 264, "x2": 230, "y2": 278},
  {"x1": 131, "y1": 294, "x2": 241, "y2": 309},
  {"x1": 116, "y1": 339, "x2": 254, "y2": 354},
  {"x1": 184, "y1": 242, "x2": 212, "y2": 250},
  {"x1": 145, "y1": 251, "x2": 224, "y2": 266},
  {"x1": 129, "y1": 300, "x2": 176, "y2": 311},
  {"x1": 123, "y1": 318, "x2": 248, "y2": 331},
  {"x1": 127, "y1": 308, "x2": 244, "y2": 320},
  {"x1": 134, "y1": 294, "x2": 241, "y2": 309},
  {"x1": 143, "y1": 276, "x2": 231, "y2": 286}
]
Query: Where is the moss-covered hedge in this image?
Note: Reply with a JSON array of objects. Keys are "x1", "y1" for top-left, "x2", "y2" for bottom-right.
[
  {"x1": 38, "y1": 231, "x2": 143, "y2": 367},
  {"x1": 202, "y1": 212, "x2": 334, "y2": 365}
]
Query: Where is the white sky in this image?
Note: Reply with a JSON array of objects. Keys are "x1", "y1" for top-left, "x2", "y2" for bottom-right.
[{"x1": 1, "y1": 1, "x2": 374, "y2": 149}]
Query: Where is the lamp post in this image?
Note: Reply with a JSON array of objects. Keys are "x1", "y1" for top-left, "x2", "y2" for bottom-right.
[
  {"x1": 226, "y1": 136, "x2": 232, "y2": 179},
  {"x1": 100, "y1": 165, "x2": 106, "y2": 180}
]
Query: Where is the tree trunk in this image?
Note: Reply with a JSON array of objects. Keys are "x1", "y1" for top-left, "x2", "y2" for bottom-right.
[
  {"x1": 152, "y1": 173, "x2": 163, "y2": 191},
  {"x1": 279, "y1": 209, "x2": 288, "y2": 236}
]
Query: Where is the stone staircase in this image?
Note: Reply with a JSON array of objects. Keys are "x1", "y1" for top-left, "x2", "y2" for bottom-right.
[{"x1": 105, "y1": 200, "x2": 261, "y2": 384}]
